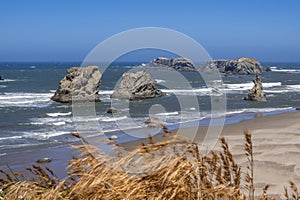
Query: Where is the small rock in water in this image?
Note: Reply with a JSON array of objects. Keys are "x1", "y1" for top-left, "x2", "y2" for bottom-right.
[
  {"x1": 296, "y1": 107, "x2": 300, "y2": 111},
  {"x1": 265, "y1": 67, "x2": 272, "y2": 72},
  {"x1": 36, "y1": 157, "x2": 52, "y2": 164},
  {"x1": 145, "y1": 116, "x2": 165, "y2": 128},
  {"x1": 109, "y1": 135, "x2": 118, "y2": 140},
  {"x1": 107, "y1": 108, "x2": 118, "y2": 114},
  {"x1": 255, "y1": 112, "x2": 263, "y2": 118}
]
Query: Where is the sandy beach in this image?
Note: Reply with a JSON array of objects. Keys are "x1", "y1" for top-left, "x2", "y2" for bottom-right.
[
  {"x1": 1, "y1": 110, "x2": 299, "y2": 198},
  {"x1": 122, "y1": 110, "x2": 300, "y2": 197}
]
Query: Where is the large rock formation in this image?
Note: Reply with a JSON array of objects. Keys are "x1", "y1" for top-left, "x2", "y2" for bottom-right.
[
  {"x1": 243, "y1": 74, "x2": 267, "y2": 101},
  {"x1": 51, "y1": 66, "x2": 101, "y2": 103},
  {"x1": 206, "y1": 58, "x2": 264, "y2": 75},
  {"x1": 111, "y1": 70, "x2": 164, "y2": 100},
  {"x1": 150, "y1": 57, "x2": 197, "y2": 71}
]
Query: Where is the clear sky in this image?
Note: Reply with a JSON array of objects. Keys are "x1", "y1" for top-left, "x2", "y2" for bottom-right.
[{"x1": 1, "y1": 0, "x2": 300, "y2": 62}]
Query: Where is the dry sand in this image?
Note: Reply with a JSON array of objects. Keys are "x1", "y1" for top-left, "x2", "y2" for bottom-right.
[
  {"x1": 219, "y1": 111, "x2": 300, "y2": 197},
  {"x1": 122, "y1": 111, "x2": 300, "y2": 197}
]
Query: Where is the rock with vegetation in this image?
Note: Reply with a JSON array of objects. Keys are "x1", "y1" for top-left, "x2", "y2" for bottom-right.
[
  {"x1": 243, "y1": 74, "x2": 267, "y2": 101},
  {"x1": 51, "y1": 66, "x2": 101, "y2": 103},
  {"x1": 206, "y1": 58, "x2": 265, "y2": 75},
  {"x1": 150, "y1": 57, "x2": 197, "y2": 71},
  {"x1": 111, "y1": 70, "x2": 164, "y2": 100}
]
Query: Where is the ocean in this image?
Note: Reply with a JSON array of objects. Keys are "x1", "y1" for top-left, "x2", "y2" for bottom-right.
[{"x1": 0, "y1": 62, "x2": 300, "y2": 155}]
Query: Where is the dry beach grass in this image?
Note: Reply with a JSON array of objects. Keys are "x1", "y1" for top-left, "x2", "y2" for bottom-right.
[{"x1": 1, "y1": 132, "x2": 299, "y2": 200}]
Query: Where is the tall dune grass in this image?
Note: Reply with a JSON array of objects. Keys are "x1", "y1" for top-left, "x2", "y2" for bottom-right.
[{"x1": 0, "y1": 132, "x2": 299, "y2": 200}]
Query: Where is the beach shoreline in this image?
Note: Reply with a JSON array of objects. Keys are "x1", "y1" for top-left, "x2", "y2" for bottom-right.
[{"x1": 1, "y1": 109, "x2": 299, "y2": 196}]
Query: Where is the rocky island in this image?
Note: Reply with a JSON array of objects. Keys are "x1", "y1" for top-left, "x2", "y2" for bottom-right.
[
  {"x1": 149, "y1": 57, "x2": 268, "y2": 75},
  {"x1": 150, "y1": 57, "x2": 196, "y2": 71},
  {"x1": 206, "y1": 57, "x2": 265, "y2": 75},
  {"x1": 51, "y1": 66, "x2": 102, "y2": 103},
  {"x1": 111, "y1": 70, "x2": 164, "y2": 100}
]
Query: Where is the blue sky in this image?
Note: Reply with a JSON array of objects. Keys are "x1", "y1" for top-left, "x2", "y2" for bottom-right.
[{"x1": 1, "y1": 0, "x2": 300, "y2": 62}]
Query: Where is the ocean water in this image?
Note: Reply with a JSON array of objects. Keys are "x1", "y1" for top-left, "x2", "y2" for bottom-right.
[{"x1": 0, "y1": 62, "x2": 300, "y2": 154}]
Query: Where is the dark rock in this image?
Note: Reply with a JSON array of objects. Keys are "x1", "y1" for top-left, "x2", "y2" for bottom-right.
[
  {"x1": 107, "y1": 107, "x2": 118, "y2": 114},
  {"x1": 51, "y1": 66, "x2": 102, "y2": 103},
  {"x1": 36, "y1": 157, "x2": 52, "y2": 164},
  {"x1": 150, "y1": 57, "x2": 196, "y2": 71},
  {"x1": 243, "y1": 74, "x2": 267, "y2": 101},
  {"x1": 206, "y1": 58, "x2": 264, "y2": 75},
  {"x1": 0, "y1": 75, "x2": 4, "y2": 80},
  {"x1": 111, "y1": 70, "x2": 164, "y2": 100},
  {"x1": 265, "y1": 67, "x2": 272, "y2": 72},
  {"x1": 296, "y1": 107, "x2": 300, "y2": 111},
  {"x1": 145, "y1": 116, "x2": 165, "y2": 128}
]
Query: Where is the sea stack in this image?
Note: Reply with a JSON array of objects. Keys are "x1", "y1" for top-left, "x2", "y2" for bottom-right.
[
  {"x1": 51, "y1": 66, "x2": 102, "y2": 103},
  {"x1": 244, "y1": 74, "x2": 267, "y2": 101},
  {"x1": 111, "y1": 70, "x2": 164, "y2": 100}
]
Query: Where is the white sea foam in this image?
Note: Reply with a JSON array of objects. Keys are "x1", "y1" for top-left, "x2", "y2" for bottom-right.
[
  {"x1": 0, "y1": 92, "x2": 52, "y2": 107},
  {"x1": 0, "y1": 85, "x2": 7, "y2": 88},
  {"x1": 98, "y1": 90, "x2": 114, "y2": 95},
  {"x1": 0, "y1": 135, "x2": 23, "y2": 141},
  {"x1": 271, "y1": 68, "x2": 300, "y2": 73},
  {"x1": 30, "y1": 122, "x2": 45, "y2": 125},
  {"x1": 264, "y1": 84, "x2": 300, "y2": 93},
  {"x1": 100, "y1": 116, "x2": 128, "y2": 122},
  {"x1": 47, "y1": 112, "x2": 72, "y2": 117},
  {"x1": 23, "y1": 131, "x2": 70, "y2": 140},
  {"x1": 264, "y1": 90, "x2": 290, "y2": 93},
  {"x1": 29, "y1": 116, "x2": 72, "y2": 127},
  {"x1": 287, "y1": 84, "x2": 300, "y2": 90},
  {"x1": 52, "y1": 121, "x2": 66, "y2": 126},
  {"x1": 0, "y1": 79, "x2": 16, "y2": 82},
  {"x1": 155, "y1": 79, "x2": 166, "y2": 84},
  {"x1": 156, "y1": 111, "x2": 179, "y2": 116},
  {"x1": 225, "y1": 107, "x2": 293, "y2": 116},
  {"x1": 161, "y1": 82, "x2": 282, "y2": 95},
  {"x1": 73, "y1": 116, "x2": 102, "y2": 122},
  {"x1": 161, "y1": 88, "x2": 211, "y2": 96},
  {"x1": 223, "y1": 82, "x2": 281, "y2": 91}
]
